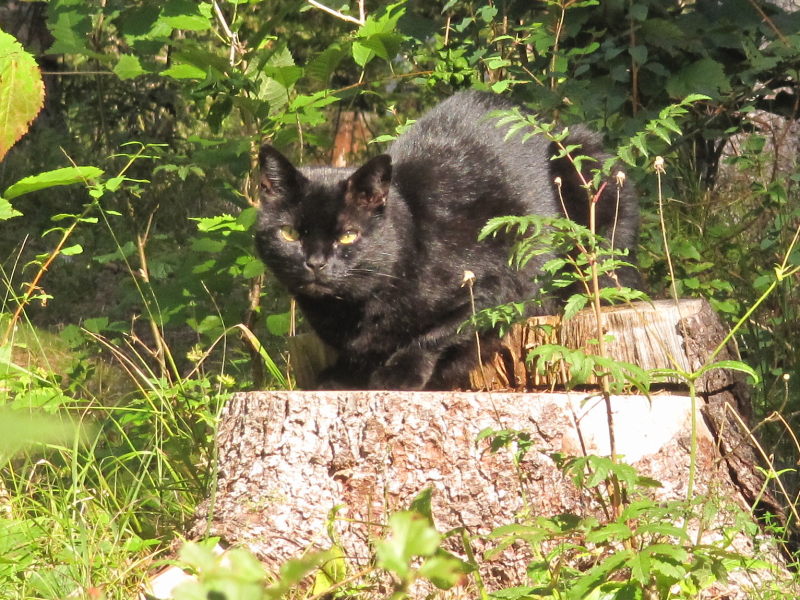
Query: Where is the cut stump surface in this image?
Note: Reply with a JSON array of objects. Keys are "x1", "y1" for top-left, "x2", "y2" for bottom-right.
[{"x1": 191, "y1": 299, "x2": 787, "y2": 596}]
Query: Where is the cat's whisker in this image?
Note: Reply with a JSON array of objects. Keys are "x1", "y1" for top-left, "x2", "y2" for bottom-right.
[{"x1": 346, "y1": 268, "x2": 402, "y2": 281}]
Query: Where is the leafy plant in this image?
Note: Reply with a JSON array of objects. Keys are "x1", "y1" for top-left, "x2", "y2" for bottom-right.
[{"x1": 1, "y1": 0, "x2": 799, "y2": 597}]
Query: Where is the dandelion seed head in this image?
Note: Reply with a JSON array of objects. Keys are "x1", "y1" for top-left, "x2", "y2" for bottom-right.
[{"x1": 462, "y1": 270, "x2": 476, "y2": 286}]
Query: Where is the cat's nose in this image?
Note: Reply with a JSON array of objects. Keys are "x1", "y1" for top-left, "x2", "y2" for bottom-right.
[{"x1": 304, "y1": 255, "x2": 327, "y2": 274}]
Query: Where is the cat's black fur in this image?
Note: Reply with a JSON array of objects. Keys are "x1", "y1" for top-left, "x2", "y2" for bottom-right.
[{"x1": 255, "y1": 90, "x2": 639, "y2": 390}]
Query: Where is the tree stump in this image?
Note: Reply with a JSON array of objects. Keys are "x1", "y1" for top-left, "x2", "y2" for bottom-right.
[{"x1": 191, "y1": 299, "x2": 789, "y2": 597}]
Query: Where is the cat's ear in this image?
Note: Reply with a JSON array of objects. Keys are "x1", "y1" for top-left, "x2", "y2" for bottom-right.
[
  {"x1": 345, "y1": 154, "x2": 392, "y2": 211},
  {"x1": 259, "y1": 144, "x2": 303, "y2": 201}
]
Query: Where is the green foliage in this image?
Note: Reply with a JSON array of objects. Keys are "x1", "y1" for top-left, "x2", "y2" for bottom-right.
[
  {"x1": 169, "y1": 491, "x2": 473, "y2": 600},
  {"x1": 484, "y1": 448, "x2": 768, "y2": 600},
  {"x1": 0, "y1": 29, "x2": 44, "y2": 162},
  {"x1": 1, "y1": 0, "x2": 800, "y2": 596}
]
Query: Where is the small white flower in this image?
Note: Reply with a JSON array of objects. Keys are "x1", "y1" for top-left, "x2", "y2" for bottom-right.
[{"x1": 462, "y1": 270, "x2": 476, "y2": 287}]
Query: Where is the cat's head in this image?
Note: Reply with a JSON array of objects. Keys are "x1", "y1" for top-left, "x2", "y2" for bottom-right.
[{"x1": 256, "y1": 144, "x2": 403, "y2": 298}]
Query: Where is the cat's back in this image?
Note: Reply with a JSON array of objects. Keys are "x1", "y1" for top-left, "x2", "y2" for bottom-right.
[
  {"x1": 389, "y1": 90, "x2": 533, "y2": 159},
  {"x1": 387, "y1": 90, "x2": 556, "y2": 222}
]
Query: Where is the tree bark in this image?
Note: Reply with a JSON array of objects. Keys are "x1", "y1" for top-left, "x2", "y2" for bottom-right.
[{"x1": 190, "y1": 299, "x2": 788, "y2": 597}]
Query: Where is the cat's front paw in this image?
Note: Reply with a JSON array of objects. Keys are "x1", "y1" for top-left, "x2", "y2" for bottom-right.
[
  {"x1": 367, "y1": 350, "x2": 437, "y2": 390},
  {"x1": 315, "y1": 363, "x2": 368, "y2": 390},
  {"x1": 367, "y1": 366, "x2": 427, "y2": 390}
]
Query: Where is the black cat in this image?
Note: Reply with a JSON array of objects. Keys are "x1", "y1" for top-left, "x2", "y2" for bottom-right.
[{"x1": 255, "y1": 90, "x2": 638, "y2": 390}]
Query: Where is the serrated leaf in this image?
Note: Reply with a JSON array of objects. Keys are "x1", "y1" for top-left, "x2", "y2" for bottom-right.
[
  {"x1": 666, "y1": 58, "x2": 732, "y2": 99},
  {"x1": 353, "y1": 5, "x2": 404, "y2": 66},
  {"x1": 191, "y1": 237, "x2": 225, "y2": 253},
  {"x1": 585, "y1": 522, "x2": 633, "y2": 544},
  {"x1": 376, "y1": 511, "x2": 440, "y2": 578},
  {"x1": 242, "y1": 258, "x2": 265, "y2": 278},
  {"x1": 263, "y1": 64, "x2": 303, "y2": 90},
  {"x1": 311, "y1": 545, "x2": 347, "y2": 595},
  {"x1": 0, "y1": 30, "x2": 45, "y2": 162},
  {"x1": 569, "y1": 550, "x2": 632, "y2": 599},
  {"x1": 83, "y1": 317, "x2": 109, "y2": 333},
  {"x1": 563, "y1": 294, "x2": 589, "y2": 320},
  {"x1": 3, "y1": 166, "x2": 104, "y2": 200},
  {"x1": 630, "y1": 3, "x2": 648, "y2": 21},
  {"x1": 306, "y1": 44, "x2": 346, "y2": 84},
  {"x1": 643, "y1": 543, "x2": 689, "y2": 562},
  {"x1": 160, "y1": 0, "x2": 212, "y2": 31},
  {"x1": 113, "y1": 54, "x2": 146, "y2": 80},
  {"x1": 627, "y1": 551, "x2": 651, "y2": 584},
  {"x1": 0, "y1": 197, "x2": 22, "y2": 220},
  {"x1": 46, "y1": 0, "x2": 93, "y2": 55}
]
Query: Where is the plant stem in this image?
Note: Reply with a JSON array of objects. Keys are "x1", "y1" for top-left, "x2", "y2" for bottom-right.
[
  {"x1": 707, "y1": 222, "x2": 800, "y2": 365},
  {"x1": 3, "y1": 205, "x2": 90, "y2": 345},
  {"x1": 686, "y1": 380, "x2": 697, "y2": 501}
]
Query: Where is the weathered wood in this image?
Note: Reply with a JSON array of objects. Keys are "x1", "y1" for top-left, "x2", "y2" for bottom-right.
[
  {"x1": 188, "y1": 298, "x2": 787, "y2": 598},
  {"x1": 472, "y1": 298, "x2": 707, "y2": 389},
  {"x1": 193, "y1": 391, "x2": 786, "y2": 597}
]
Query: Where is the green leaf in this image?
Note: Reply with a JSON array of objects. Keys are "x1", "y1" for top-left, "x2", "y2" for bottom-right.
[
  {"x1": 643, "y1": 543, "x2": 689, "y2": 563},
  {"x1": 161, "y1": 63, "x2": 208, "y2": 80},
  {"x1": 629, "y1": 45, "x2": 647, "y2": 65},
  {"x1": 160, "y1": 0, "x2": 212, "y2": 31},
  {"x1": 60, "y1": 243, "x2": 83, "y2": 256},
  {"x1": 630, "y1": 3, "x2": 648, "y2": 21},
  {"x1": 585, "y1": 522, "x2": 633, "y2": 544},
  {"x1": 265, "y1": 312, "x2": 291, "y2": 336},
  {"x1": 0, "y1": 409, "x2": 76, "y2": 454},
  {"x1": 242, "y1": 257, "x2": 265, "y2": 279},
  {"x1": 693, "y1": 359, "x2": 760, "y2": 384},
  {"x1": 113, "y1": 54, "x2": 146, "y2": 80},
  {"x1": 627, "y1": 551, "x2": 651, "y2": 584},
  {"x1": 94, "y1": 241, "x2": 136, "y2": 264},
  {"x1": 3, "y1": 166, "x2": 104, "y2": 200},
  {"x1": 190, "y1": 237, "x2": 225, "y2": 253},
  {"x1": 353, "y1": 4, "x2": 405, "y2": 66},
  {"x1": 194, "y1": 214, "x2": 244, "y2": 233},
  {"x1": 46, "y1": 0, "x2": 93, "y2": 55},
  {"x1": 666, "y1": 58, "x2": 732, "y2": 99},
  {"x1": 0, "y1": 30, "x2": 45, "y2": 162},
  {"x1": 569, "y1": 550, "x2": 632, "y2": 599},
  {"x1": 83, "y1": 317, "x2": 109, "y2": 333},
  {"x1": 0, "y1": 197, "x2": 22, "y2": 220},
  {"x1": 563, "y1": 294, "x2": 589, "y2": 321},
  {"x1": 407, "y1": 487, "x2": 434, "y2": 524},
  {"x1": 263, "y1": 65, "x2": 303, "y2": 90},
  {"x1": 306, "y1": 44, "x2": 346, "y2": 84},
  {"x1": 418, "y1": 551, "x2": 471, "y2": 590},
  {"x1": 376, "y1": 511, "x2": 440, "y2": 578},
  {"x1": 311, "y1": 545, "x2": 347, "y2": 596}
]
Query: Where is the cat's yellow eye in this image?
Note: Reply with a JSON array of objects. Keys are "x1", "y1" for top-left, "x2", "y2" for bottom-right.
[
  {"x1": 338, "y1": 230, "x2": 360, "y2": 245},
  {"x1": 279, "y1": 225, "x2": 300, "y2": 242}
]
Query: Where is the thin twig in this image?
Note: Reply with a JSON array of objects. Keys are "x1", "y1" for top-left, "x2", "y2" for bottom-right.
[
  {"x1": 306, "y1": 0, "x2": 365, "y2": 25},
  {"x1": 211, "y1": 0, "x2": 240, "y2": 65}
]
